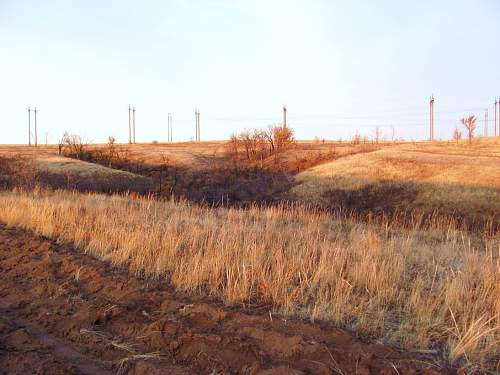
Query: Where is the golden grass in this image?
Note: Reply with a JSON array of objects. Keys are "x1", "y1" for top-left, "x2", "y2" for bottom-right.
[
  {"x1": 0, "y1": 188, "x2": 498, "y2": 370},
  {"x1": 0, "y1": 155, "x2": 151, "y2": 193},
  {"x1": 31, "y1": 156, "x2": 144, "y2": 179},
  {"x1": 0, "y1": 141, "x2": 381, "y2": 172},
  {"x1": 291, "y1": 139, "x2": 500, "y2": 223}
]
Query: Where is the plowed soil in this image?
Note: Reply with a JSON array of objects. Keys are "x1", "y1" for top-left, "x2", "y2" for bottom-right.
[{"x1": 0, "y1": 224, "x2": 455, "y2": 375}]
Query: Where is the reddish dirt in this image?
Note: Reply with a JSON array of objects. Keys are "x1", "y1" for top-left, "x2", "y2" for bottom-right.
[{"x1": 0, "y1": 224, "x2": 456, "y2": 375}]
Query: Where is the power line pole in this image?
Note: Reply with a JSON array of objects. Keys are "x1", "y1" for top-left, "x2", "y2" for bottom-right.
[
  {"x1": 195, "y1": 109, "x2": 200, "y2": 141},
  {"x1": 484, "y1": 109, "x2": 488, "y2": 137},
  {"x1": 429, "y1": 95, "x2": 434, "y2": 141},
  {"x1": 495, "y1": 98, "x2": 497, "y2": 137},
  {"x1": 133, "y1": 106, "x2": 136, "y2": 143},
  {"x1": 45, "y1": 132, "x2": 48, "y2": 146},
  {"x1": 498, "y1": 97, "x2": 500, "y2": 137},
  {"x1": 28, "y1": 106, "x2": 31, "y2": 146},
  {"x1": 128, "y1": 105, "x2": 132, "y2": 144},
  {"x1": 168, "y1": 113, "x2": 173, "y2": 142},
  {"x1": 34, "y1": 107, "x2": 38, "y2": 147},
  {"x1": 283, "y1": 105, "x2": 287, "y2": 128}
]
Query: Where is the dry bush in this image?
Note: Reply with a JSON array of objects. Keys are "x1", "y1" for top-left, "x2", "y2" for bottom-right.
[
  {"x1": 58, "y1": 132, "x2": 88, "y2": 159},
  {"x1": 272, "y1": 126, "x2": 295, "y2": 151},
  {"x1": 227, "y1": 125, "x2": 295, "y2": 165},
  {"x1": 0, "y1": 188, "x2": 498, "y2": 371}
]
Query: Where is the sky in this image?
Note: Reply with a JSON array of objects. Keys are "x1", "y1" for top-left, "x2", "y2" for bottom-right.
[{"x1": 1, "y1": 0, "x2": 499, "y2": 144}]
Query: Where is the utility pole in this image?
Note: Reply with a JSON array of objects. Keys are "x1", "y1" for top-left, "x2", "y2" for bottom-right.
[
  {"x1": 498, "y1": 97, "x2": 500, "y2": 137},
  {"x1": 195, "y1": 109, "x2": 200, "y2": 141},
  {"x1": 169, "y1": 113, "x2": 173, "y2": 142},
  {"x1": 45, "y1": 132, "x2": 48, "y2": 146},
  {"x1": 495, "y1": 98, "x2": 498, "y2": 137},
  {"x1": 133, "y1": 106, "x2": 136, "y2": 143},
  {"x1": 484, "y1": 109, "x2": 488, "y2": 137},
  {"x1": 34, "y1": 107, "x2": 38, "y2": 147},
  {"x1": 28, "y1": 106, "x2": 31, "y2": 146},
  {"x1": 283, "y1": 105, "x2": 287, "y2": 129},
  {"x1": 128, "y1": 105, "x2": 132, "y2": 144},
  {"x1": 167, "y1": 113, "x2": 170, "y2": 142},
  {"x1": 429, "y1": 95, "x2": 435, "y2": 141}
]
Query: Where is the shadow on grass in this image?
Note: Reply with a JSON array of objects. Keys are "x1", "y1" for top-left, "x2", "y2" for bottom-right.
[
  {"x1": 3, "y1": 153, "x2": 498, "y2": 233},
  {"x1": 0, "y1": 156, "x2": 152, "y2": 194},
  {"x1": 293, "y1": 175, "x2": 500, "y2": 234}
]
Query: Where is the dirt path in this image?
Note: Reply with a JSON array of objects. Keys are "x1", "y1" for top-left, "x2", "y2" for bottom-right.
[{"x1": 0, "y1": 224, "x2": 454, "y2": 375}]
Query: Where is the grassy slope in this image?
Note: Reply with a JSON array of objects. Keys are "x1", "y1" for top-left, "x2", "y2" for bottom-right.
[
  {"x1": 291, "y1": 138, "x2": 500, "y2": 227},
  {"x1": 0, "y1": 141, "x2": 352, "y2": 169},
  {"x1": 0, "y1": 154, "x2": 151, "y2": 193},
  {"x1": 0, "y1": 189, "x2": 497, "y2": 371},
  {"x1": 33, "y1": 156, "x2": 144, "y2": 178}
]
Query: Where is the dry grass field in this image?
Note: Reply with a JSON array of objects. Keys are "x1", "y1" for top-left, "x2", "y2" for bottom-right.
[
  {"x1": 0, "y1": 140, "x2": 356, "y2": 168},
  {"x1": 1, "y1": 141, "x2": 377, "y2": 204},
  {"x1": 0, "y1": 138, "x2": 499, "y2": 373},
  {"x1": 0, "y1": 153, "x2": 151, "y2": 193},
  {"x1": 0, "y1": 189, "x2": 498, "y2": 372},
  {"x1": 291, "y1": 138, "x2": 500, "y2": 229}
]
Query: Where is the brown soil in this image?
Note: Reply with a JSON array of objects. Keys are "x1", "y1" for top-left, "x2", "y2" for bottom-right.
[{"x1": 0, "y1": 224, "x2": 456, "y2": 375}]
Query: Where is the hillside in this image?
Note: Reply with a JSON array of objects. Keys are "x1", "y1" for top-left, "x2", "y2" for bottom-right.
[
  {"x1": 0, "y1": 154, "x2": 151, "y2": 193},
  {"x1": 291, "y1": 138, "x2": 500, "y2": 228}
]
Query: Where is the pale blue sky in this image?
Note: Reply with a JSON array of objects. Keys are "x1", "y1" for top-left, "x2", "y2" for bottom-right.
[{"x1": 1, "y1": 0, "x2": 499, "y2": 144}]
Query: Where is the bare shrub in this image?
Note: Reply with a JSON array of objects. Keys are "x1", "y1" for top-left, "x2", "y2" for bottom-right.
[
  {"x1": 227, "y1": 125, "x2": 295, "y2": 164},
  {"x1": 59, "y1": 133, "x2": 87, "y2": 159}
]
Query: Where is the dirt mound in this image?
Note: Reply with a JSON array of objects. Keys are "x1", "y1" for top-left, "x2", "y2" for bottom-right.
[{"x1": 0, "y1": 224, "x2": 457, "y2": 374}]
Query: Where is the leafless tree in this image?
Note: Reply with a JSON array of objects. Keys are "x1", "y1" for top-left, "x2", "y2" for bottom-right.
[
  {"x1": 263, "y1": 126, "x2": 276, "y2": 153},
  {"x1": 460, "y1": 116, "x2": 476, "y2": 145},
  {"x1": 452, "y1": 127, "x2": 462, "y2": 144}
]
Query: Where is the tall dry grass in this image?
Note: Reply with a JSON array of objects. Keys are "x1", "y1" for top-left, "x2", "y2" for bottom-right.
[{"x1": 0, "y1": 188, "x2": 498, "y2": 371}]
